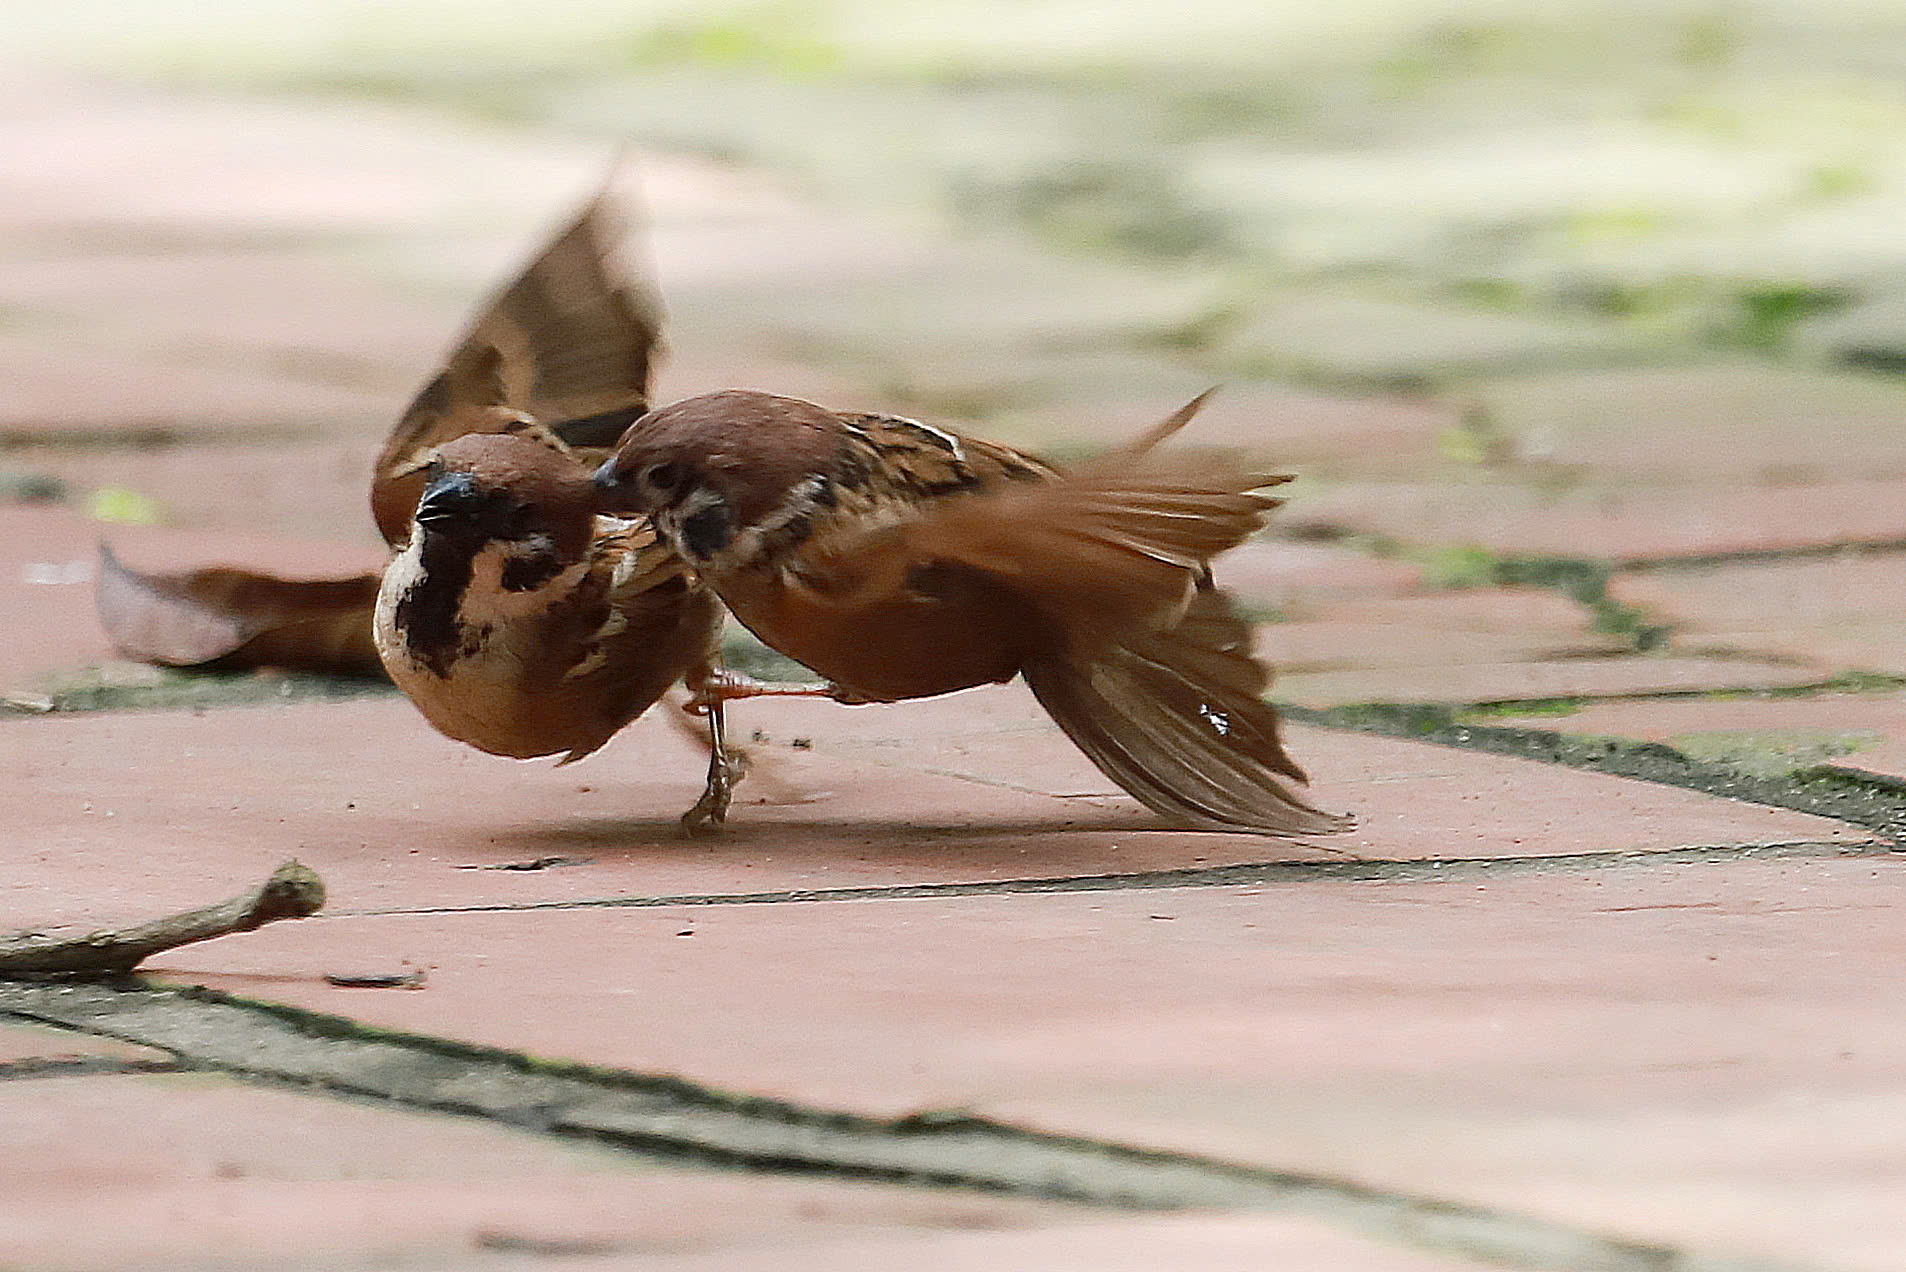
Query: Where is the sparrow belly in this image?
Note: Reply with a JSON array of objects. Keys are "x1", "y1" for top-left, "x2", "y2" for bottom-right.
[{"x1": 717, "y1": 566, "x2": 1037, "y2": 702}]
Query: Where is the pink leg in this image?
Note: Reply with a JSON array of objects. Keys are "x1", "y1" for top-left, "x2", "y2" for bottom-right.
[{"x1": 682, "y1": 669, "x2": 858, "y2": 715}]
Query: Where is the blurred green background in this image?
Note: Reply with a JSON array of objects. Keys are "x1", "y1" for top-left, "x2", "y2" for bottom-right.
[{"x1": 19, "y1": 0, "x2": 1906, "y2": 382}]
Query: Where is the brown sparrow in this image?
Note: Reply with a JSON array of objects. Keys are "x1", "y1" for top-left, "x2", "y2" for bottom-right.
[
  {"x1": 594, "y1": 389, "x2": 1347, "y2": 837},
  {"x1": 100, "y1": 188, "x2": 756, "y2": 832}
]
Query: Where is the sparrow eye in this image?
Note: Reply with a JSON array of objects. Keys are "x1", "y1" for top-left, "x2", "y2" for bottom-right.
[{"x1": 642, "y1": 461, "x2": 688, "y2": 496}]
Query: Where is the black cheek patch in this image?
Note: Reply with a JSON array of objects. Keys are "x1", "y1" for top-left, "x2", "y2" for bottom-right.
[
  {"x1": 680, "y1": 504, "x2": 733, "y2": 561},
  {"x1": 499, "y1": 552, "x2": 563, "y2": 593},
  {"x1": 500, "y1": 538, "x2": 567, "y2": 593}
]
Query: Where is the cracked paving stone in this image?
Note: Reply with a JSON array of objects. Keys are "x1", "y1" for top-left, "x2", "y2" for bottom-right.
[{"x1": 0, "y1": 979, "x2": 1834, "y2": 1272}]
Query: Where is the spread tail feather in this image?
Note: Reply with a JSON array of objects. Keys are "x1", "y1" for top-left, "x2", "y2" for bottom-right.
[{"x1": 1023, "y1": 588, "x2": 1350, "y2": 838}]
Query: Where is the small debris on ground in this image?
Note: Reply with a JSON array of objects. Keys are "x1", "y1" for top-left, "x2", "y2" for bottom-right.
[{"x1": 323, "y1": 968, "x2": 428, "y2": 990}]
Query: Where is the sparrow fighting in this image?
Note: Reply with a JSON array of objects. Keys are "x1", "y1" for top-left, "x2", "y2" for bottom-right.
[
  {"x1": 366, "y1": 191, "x2": 771, "y2": 832},
  {"x1": 594, "y1": 388, "x2": 1348, "y2": 837},
  {"x1": 98, "y1": 188, "x2": 761, "y2": 832},
  {"x1": 99, "y1": 180, "x2": 1343, "y2": 838}
]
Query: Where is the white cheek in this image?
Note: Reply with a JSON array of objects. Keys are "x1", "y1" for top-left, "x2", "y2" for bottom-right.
[
  {"x1": 468, "y1": 544, "x2": 586, "y2": 616},
  {"x1": 657, "y1": 485, "x2": 729, "y2": 560}
]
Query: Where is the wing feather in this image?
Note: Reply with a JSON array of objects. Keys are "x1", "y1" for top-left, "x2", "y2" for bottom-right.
[
  {"x1": 95, "y1": 545, "x2": 384, "y2": 678},
  {"x1": 1023, "y1": 587, "x2": 1348, "y2": 837},
  {"x1": 808, "y1": 395, "x2": 1284, "y2": 653},
  {"x1": 371, "y1": 185, "x2": 663, "y2": 545}
]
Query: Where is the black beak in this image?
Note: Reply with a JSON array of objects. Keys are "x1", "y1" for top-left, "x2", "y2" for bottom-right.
[
  {"x1": 415, "y1": 470, "x2": 486, "y2": 530},
  {"x1": 591, "y1": 457, "x2": 646, "y2": 514}
]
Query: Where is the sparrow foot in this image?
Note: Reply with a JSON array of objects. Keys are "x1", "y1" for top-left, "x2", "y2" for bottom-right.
[
  {"x1": 682, "y1": 669, "x2": 847, "y2": 715},
  {"x1": 678, "y1": 695, "x2": 748, "y2": 837},
  {"x1": 679, "y1": 760, "x2": 733, "y2": 836}
]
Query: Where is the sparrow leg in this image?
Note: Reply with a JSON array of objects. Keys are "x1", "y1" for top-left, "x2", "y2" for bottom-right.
[
  {"x1": 679, "y1": 695, "x2": 739, "y2": 837},
  {"x1": 682, "y1": 669, "x2": 860, "y2": 714}
]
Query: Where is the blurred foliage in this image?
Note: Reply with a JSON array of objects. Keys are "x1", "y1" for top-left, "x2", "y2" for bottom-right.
[
  {"x1": 624, "y1": 6, "x2": 843, "y2": 75},
  {"x1": 86, "y1": 486, "x2": 163, "y2": 525}
]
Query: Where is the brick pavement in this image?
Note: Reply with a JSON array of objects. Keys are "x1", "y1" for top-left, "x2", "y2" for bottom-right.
[{"x1": 4, "y1": 30, "x2": 1906, "y2": 1272}]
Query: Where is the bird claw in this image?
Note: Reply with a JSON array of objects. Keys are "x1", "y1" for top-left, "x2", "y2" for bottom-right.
[
  {"x1": 678, "y1": 781, "x2": 728, "y2": 836},
  {"x1": 679, "y1": 749, "x2": 745, "y2": 837}
]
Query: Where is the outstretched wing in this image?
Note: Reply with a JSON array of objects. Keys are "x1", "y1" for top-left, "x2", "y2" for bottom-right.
[
  {"x1": 371, "y1": 185, "x2": 665, "y2": 544},
  {"x1": 808, "y1": 393, "x2": 1285, "y2": 653},
  {"x1": 97, "y1": 181, "x2": 665, "y2": 681},
  {"x1": 95, "y1": 544, "x2": 385, "y2": 677}
]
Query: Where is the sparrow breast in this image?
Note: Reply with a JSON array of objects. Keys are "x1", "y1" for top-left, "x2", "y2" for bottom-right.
[{"x1": 376, "y1": 431, "x2": 718, "y2": 761}]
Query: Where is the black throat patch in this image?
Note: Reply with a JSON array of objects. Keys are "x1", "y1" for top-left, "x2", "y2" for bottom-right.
[{"x1": 394, "y1": 533, "x2": 477, "y2": 678}]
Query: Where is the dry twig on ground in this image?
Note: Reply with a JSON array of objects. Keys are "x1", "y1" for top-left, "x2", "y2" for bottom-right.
[{"x1": 0, "y1": 860, "x2": 326, "y2": 978}]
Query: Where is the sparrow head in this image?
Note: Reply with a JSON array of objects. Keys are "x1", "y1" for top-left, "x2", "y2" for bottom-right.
[
  {"x1": 593, "y1": 390, "x2": 843, "y2": 567},
  {"x1": 410, "y1": 432, "x2": 597, "y2": 578}
]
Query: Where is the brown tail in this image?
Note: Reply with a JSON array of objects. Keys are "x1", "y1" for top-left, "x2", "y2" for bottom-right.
[{"x1": 1023, "y1": 587, "x2": 1350, "y2": 837}]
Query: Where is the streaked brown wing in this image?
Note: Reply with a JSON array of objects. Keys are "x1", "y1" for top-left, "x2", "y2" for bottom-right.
[
  {"x1": 553, "y1": 524, "x2": 722, "y2": 763},
  {"x1": 371, "y1": 185, "x2": 664, "y2": 545},
  {"x1": 805, "y1": 395, "x2": 1284, "y2": 652},
  {"x1": 95, "y1": 545, "x2": 385, "y2": 678}
]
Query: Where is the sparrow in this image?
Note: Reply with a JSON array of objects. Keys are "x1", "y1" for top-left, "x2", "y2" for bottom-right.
[
  {"x1": 366, "y1": 188, "x2": 792, "y2": 833},
  {"x1": 97, "y1": 186, "x2": 758, "y2": 832},
  {"x1": 593, "y1": 389, "x2": 1348, "y2": 837},
  {"x1": 371, "y1": 382, "x2": 742, "y2": 831}
]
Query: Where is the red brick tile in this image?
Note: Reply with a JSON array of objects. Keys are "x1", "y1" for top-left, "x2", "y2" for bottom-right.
[
  {"x1": 158, "y1": 855, "x2": 1906, "y2": 1271},
  {"x1": 1, "y1": 682, "x2": 1869, "y2": 933},
  {"x1": 0, "y1": 251, "x2": 450, "y2": 399},
  {"x1": 1258, "y1": 585, "x2": 1630, "y2": 677},
  {"x1": 0, "y1": 504, "x2": 383, "y2": 692},
  {"x1": 0, "y1": 1024, "x2": 167, "y2": 1067},
  {"x1": 1275, "y1": 654, "x2": 1831, "y2": 708},
  {"x1": 1220, "y1": 295, "x2": 1640, "y2": 388},
  {"x1": 1217, "y1": 540, "x2": 1425, "y2": 610},
  {"x1": 0, "y1": 1072, "x2": 1059, "y2": 1271},
  {"x1": 607, "y1": 1214, "x2": 1504, "y2": 1272},
  {"x1": 0, "y1": 74, "x2": 612, "y2": 242},
  {"x1": 25, "y1": 439, "x2": 386, "y2": 546},
  {"x1": 0, "y1": 333, "x2": 393, "y2": 439},
  {"x1": 1610, "y1": 553, "x2": 1906, "y2": 676},
  {"x1": 1489, "y1": 691, "x2": 1906, "y2": 783},
  {"x1": 1283, "y1": 476, "x2": 1906, "y2": 562},
  {"x1": 1477, "y1": 364, "x2": 1906, "y2": 483},
  {"x1": 1040, "y1": 381, "x2": 1459, "y2": 473}
]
